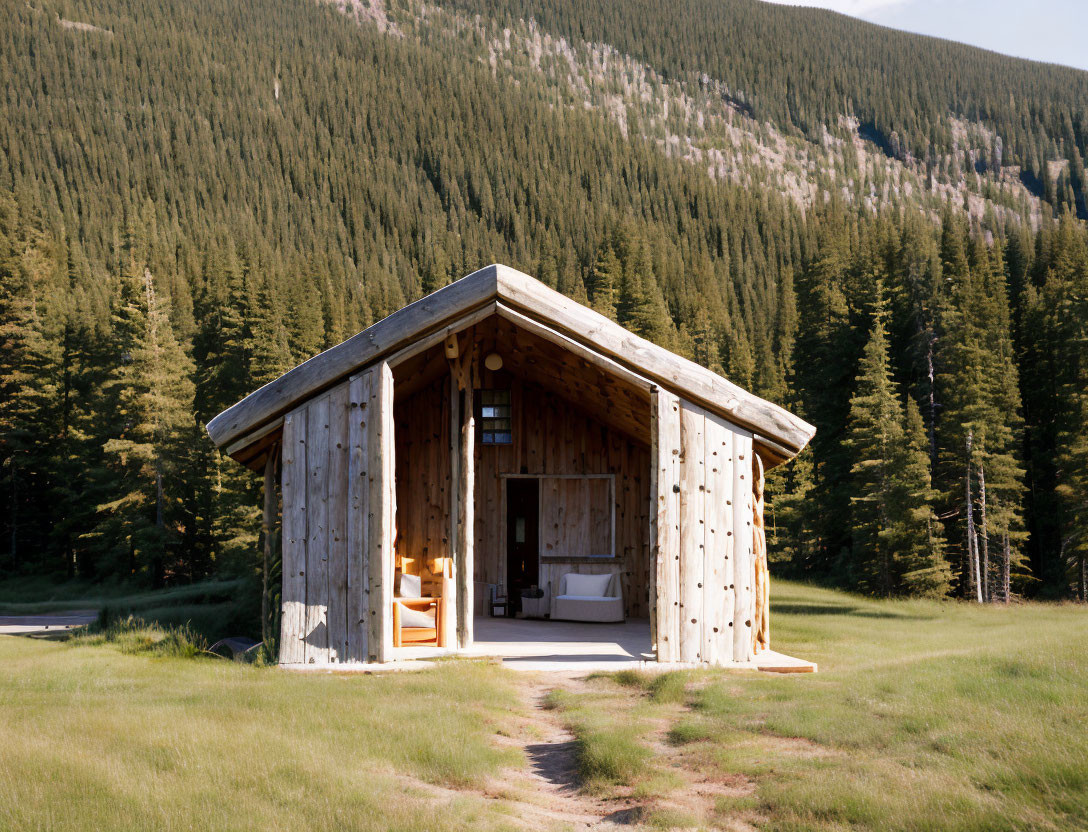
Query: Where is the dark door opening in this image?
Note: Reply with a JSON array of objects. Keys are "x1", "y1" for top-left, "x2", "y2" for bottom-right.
[{"x1": 506, "y1": 478, "x2": 540, "y2": 615}]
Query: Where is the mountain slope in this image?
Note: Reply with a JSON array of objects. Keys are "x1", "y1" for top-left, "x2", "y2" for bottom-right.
[
  {"x1": 444, "y1": 0, "x2": 1088, "y2": 219},
  {"x1": 1, "y1": 0, "x2": 1085, "y2": 601}
]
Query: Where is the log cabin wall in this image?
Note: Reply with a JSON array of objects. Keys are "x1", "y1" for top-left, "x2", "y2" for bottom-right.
[
  {"x1": 652, "y1": 391, "x2": 756, "y2": 665},
  {"x1": 473, "y1": 377, "x2": 652, "y2": 618},
  {"x1": 279, "y1": 364, "x2": 390, "y2": 666}
]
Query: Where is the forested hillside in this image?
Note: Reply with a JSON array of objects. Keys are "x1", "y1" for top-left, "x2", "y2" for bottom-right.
[
  {"x1": 0, "y1": 0, "x2": 1085, "y2": 605},
  {"x1": 447, "y1": 0, "x2": 1088, "y2": 219}
]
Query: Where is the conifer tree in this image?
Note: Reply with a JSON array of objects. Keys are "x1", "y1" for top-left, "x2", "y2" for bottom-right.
[
  {"x1": 94, "y1": 266, "x2": 196, "y2": 583},
  {"x1": 0, "y1": 209, "x2": 60, "y2": 568},
  {"x1": 844, "y1": 289, "x2": 948, "y2": 596},
  {"x1": 770, "y1": 443, "x2": 818, "y2": 572},
  {"x1": 249, "y1": 281, "x2": 294, "y2": 387},
  {"x1": 792, "y1": 216, "x2": 857, "y2": 577},
  {"x1": 896, "y1": 397, "x2": 952, "y2": 596},
  {"x1": 1033, "y1": 216, "x2": 1088, "y2": 600},
  {"x1": 617, "y1": 233, "x2": 675, "y2": 346},
  {"x1": 193, "y1": 246, "x2": 254, "y2": 421},
  {"x1": 936, "y1": 225, "x2": 1026, "y2": 601},
  {"x1": 721, "y1": 312, "x2": 756, "y2": 390},
  {"x1": 1057, "y1": 395, "x2": 1088, "y2": 600},
  {"x1": 687, "y1": 306, "x2": 723, "y2": 373},
  {"x1": 587, "y1": 244, "x2": 621, "y2": 320}
]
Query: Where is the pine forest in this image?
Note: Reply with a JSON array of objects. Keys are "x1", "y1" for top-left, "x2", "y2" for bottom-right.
[{"x1": 2, "y1": 0, "x2": 1087, "y2": 627}]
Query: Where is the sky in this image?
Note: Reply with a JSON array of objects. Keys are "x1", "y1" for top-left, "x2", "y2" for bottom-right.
[{"x1": 761, "y1": 0, "x2": 1088, "y2": 71}]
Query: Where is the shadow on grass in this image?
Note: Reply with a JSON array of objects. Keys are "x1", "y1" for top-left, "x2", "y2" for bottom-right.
[
  {"x1": 602, "y1": 806, "x2": 648, "y2": 824},
  {"x1": 525, "y1": 739, "x2": 580, "y2": 792},
  {"x1": 773, "y1": 603, "x2": 936, "y2": 620},
  {"x1": 22, "y1": 630, "x2": 81, "y2": 643}
]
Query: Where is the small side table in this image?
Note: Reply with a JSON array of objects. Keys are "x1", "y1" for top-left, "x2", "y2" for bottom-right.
[{"x1": 519, "y1": 592, "x2": 549, "y2": 619}]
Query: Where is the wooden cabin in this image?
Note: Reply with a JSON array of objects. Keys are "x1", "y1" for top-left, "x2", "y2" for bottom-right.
[{"x1": 207, "y1": 265, "x2": 815, "y2": 667}]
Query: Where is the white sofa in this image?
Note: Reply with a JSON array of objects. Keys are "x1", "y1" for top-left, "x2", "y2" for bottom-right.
[{"x1": 551, "y1": 571, "x2": 624, "y2": 623}]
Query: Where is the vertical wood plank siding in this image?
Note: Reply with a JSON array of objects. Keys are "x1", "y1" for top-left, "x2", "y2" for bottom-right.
[
  {"x1": 446, "y1": 372, "x2": 461, "y2": 646},
  {"x1": 304, "y1": 395, "x2": 330, "y2": 664},
  {"x1": 458, "y1": 373, "x2": 475, "y2": 648},
  {"x1": 326, "y1": 383, "x2": 350, "y2": 661},
  {"x1": 731, "y1": 430, "x2": 755, "y2": 663},
  {"x1": 652, "y1": 389, "x2": 682, "y2": 662},
  {"x1": 703, "y1": 411, "x2": 734, "y2": 664},
  {"x1": 279, "y1": 408, "x2": 307, "y2": 664},
  {"x1": 346, "y1": 372, "x2": 370, "y2": 662},
  {"x1": 650, "y1": 396, "x2": 756, "y2": 666},
  {"x1": 393, "y1": 378, "x2": 451, "y2": 588},
  {"x1": 278, "y1": 369, "x2": 381, "y2": 665},
  {"x1": 678, "y1": 402, "x2": 705, "y2": 663}
]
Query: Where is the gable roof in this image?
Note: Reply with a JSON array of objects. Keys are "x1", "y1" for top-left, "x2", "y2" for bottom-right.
[{"x1": 207, "y1": 264, "x2": 815, "y2": 465}]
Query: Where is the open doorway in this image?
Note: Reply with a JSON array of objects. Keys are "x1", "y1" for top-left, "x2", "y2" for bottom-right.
[{"x1": 506, "y1": 477, "x2": 539, "y2": 614}]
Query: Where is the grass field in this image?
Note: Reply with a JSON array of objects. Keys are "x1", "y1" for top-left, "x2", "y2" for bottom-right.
[
  {"x1": 0, "y1": 633, "x2": 522, "y2": 831},
  {"x1": 549, "y1": 583, "x2": 1088, "y2": 830},
  {"x1": 0, "y1": 576, "x2": 258, "y2": 641},
  {"x1": 1, "y1": 581, "x2": 1085, "y2": 831}
]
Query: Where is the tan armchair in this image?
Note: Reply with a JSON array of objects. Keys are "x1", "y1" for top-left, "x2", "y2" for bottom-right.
[{"x1": 392, "y1": 557, "x2": 451, "y2": 648}]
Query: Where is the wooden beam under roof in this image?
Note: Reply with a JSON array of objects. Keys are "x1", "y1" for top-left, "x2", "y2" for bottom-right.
[
  {"x1": 208, "y1": 265, "x2": 815, "y2": 465},
  {"x1": 207, "y1": 270, "x2": 499, "y2": 449},
  {"x1": 492, "y1": 267, "x2": 813, "y2": 456}
]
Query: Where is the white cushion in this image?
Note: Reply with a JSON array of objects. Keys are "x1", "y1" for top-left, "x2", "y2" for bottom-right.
[
  {"x1": 396, "y1": 601, "x2": 435, "y2": 628},
  {"x1": 396, "y1": 572, "x2": 422, "y2": 598},
  {"x1": 553, "y1": 595, "x2": 624, "y2": 623},
  {"x1": 563, "y1": 572, "x2": 612, "y2": 597}
]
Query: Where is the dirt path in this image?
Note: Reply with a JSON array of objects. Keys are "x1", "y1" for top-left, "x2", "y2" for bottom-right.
[
  {"x1": 492, "y1": 673, "x2": 764, "y2": 831},
  {"x1": 487, "y1": 673, "x2": 642, "y2": 829},
  {"x1": 396, "y1": 672, "x2": 644, "y2": 829}
]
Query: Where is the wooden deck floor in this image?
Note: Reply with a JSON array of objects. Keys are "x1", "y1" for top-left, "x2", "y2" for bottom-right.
[{"x1": 385, "y1": 617, "x2": 816, "y2": 673}]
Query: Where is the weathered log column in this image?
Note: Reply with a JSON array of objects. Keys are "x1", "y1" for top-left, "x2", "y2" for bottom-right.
[
  {"x1": 367, "y1": 363, "x2": 395, "y2": 663},
  {"x1": 752, "y1": 453, "x2": 769, "y2": 653},
  {"x1": 448, "y1": 334, "x2": 476, "y2": 649},
  {"x1": 445, "y1": 370, "x2": 461, "y2": 648},
  {"x1": 457, "y1": 380, "x2": 475, "y2": 648}
]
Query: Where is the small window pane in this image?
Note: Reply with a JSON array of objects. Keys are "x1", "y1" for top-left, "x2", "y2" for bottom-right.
[{"x1": 477, "y1": 389, "x2": 513, "y2": 444}]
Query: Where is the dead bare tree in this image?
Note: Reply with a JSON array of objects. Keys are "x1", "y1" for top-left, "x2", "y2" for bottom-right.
[
  {"x1": 978, "y1": 460, "x2": 989, "y2": 603},
  {"x1": 1001, "y1": 533, "x2": 1011, "y2": 604},
  {"x1": 965, "y1": 430, "x2": 982, "y2": 603}
]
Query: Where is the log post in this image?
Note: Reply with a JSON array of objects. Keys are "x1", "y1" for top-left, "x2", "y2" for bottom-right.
[
  {"x1": 367, "y1": 363, "x2": 395, "y2": 663},
  {"x1": 445, "y1": 370, "x2": 461, "y2": 648},
  {"x1": 752, "y1": 452, "x2": 769, "y2": 653},
  {"x1": 457, "y1": 369, "x2": 475, "y2": 648},
  {"x1": 451, "y1": 338, "x2": 476, "y2": 649}
]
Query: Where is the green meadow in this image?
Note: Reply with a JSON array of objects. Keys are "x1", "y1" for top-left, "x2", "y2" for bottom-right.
[{"x1": 1, "y1": 581, "x2": 1084, "y2": 831}]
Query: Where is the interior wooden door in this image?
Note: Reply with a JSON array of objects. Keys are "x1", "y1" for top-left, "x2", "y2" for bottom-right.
[{"x1": 506, "y1": 478, "x2": 540, "y2": 613}]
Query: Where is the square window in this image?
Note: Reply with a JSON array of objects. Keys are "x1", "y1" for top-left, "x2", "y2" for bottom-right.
[{"x1": 477, "y1": 390, "x2": 512, "y2": 444}]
